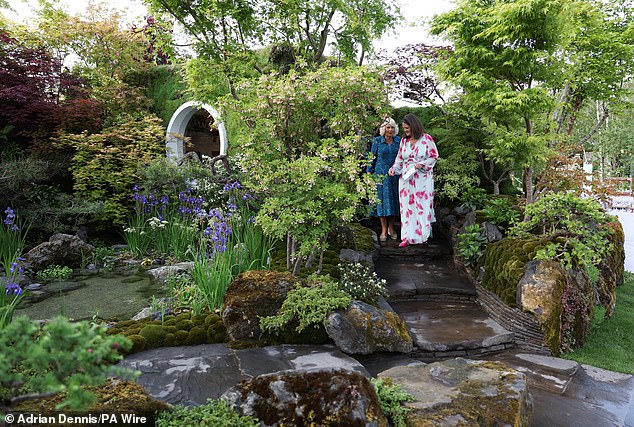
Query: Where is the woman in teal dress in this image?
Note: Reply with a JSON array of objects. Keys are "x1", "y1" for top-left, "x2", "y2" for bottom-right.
[{"x1": 367, "y1": 117, "x2": 401, "y2": 242}]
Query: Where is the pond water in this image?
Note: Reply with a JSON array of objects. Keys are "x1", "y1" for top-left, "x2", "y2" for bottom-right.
[{"x1": 15, "y1": 269, "x2": 164, "y2": 322}]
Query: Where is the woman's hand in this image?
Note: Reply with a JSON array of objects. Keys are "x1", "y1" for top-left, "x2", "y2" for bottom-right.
[{"x1": 388, "y1": 168, "x2": 394, "y2": 176}]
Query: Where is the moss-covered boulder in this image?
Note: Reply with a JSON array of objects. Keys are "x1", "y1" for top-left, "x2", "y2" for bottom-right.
[
  {"x1": 480, "y1": 238, "x2": 599, "y2": 355},
  {"x1": 106, "y1": 311, "x2": 226, "y2": 354},
  {"x1": 597, "y1": 218, "x2": 625, "y2": 317},
  {"x1": 221, "y1": 270, "x2": 299, "y2": 343},
  {"x1": 481, "y1": 237, "x2": 548, "y2": 306},
  {"x1": 326, "y1": 301, "x2": 413, "y2": 355},
  {"x1": 378, "y1": 358, "x2": 532, "y2": 426},
  {"x1": 13, "y1": 378, "x2": 170, "y2": 419},
  {"x1": 223, "y1": 368, "x2": 387, "y2": 427},
  {"x1": 516, "y1": 260, "x2": 593, "y2": 355}
]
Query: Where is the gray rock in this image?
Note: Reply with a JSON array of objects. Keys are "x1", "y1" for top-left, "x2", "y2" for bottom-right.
[
  {"x1": 339, "y1": 248, "x2": 374, "y2": 267},
  {"x1": 131, "y1": 307, "x2": 153, "y2": 321},
  {"x1": 146, "y1": 262, "x2": 194, "y2": 285},
  {"x1": 26, "y1": 283, "x2": 43, "y2": 291},
  {"x1": 24, "y1": 233, "x2": 95, "y2": 270},
  {"x1": 326, "y1": 301, "x2": 413, "y2": 355},
  {"x1": 378, "y1": 358, "x2": 532, "y2": 426},
  {"x1": 222, "y1": 368, "x2": 387, "y2": 427},
  {"x1": 118, "y1": 344, "x2": 370, "y2": 406},
  {"x1": 482, "y1": 221, "x2": 503, "y2": 242}
]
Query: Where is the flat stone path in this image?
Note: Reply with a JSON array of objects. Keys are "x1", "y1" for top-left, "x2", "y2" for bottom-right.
[
  {"x1": 119, "y1": 224, "x2": 634, "y2": 426},
  {"x1": 375, "y1": 239, "x2": 515, "y2": 359}
]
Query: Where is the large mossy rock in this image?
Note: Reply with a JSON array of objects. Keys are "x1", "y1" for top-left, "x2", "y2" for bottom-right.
[
  {"x1": 24, "y1": 233, "x2": 95, "y2": 270},
  {"x1": 326, "y1": 301, "x2": 413, "y2": 355},
  {"x1": 517, "y1": 260, "x2": 593, "y2": 355},
  {"x1": 222, "y1": 368, "x2": 387, "y2": 427},
  {"x1": 597, "y1": 218, "x2": 625, "y2": 317},
  {"x1": 480, "y1": 237, "x2": 548, "y2": 306},
  {"x1": 221, "y1": 270, "x2": 299, "y2": 343},
  {"x1": 378, "y1": 358, "x2": 532, "y2": 426}
]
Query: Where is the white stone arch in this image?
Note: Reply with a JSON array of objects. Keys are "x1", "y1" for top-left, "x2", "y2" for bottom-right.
[{"x1": 165, "y1": 101, "x2": 228, "y2": 162}]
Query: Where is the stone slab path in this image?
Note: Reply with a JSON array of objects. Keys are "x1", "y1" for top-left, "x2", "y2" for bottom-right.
[{"x1": 117, "y1": 225, "x2": 634, "y2": 426}]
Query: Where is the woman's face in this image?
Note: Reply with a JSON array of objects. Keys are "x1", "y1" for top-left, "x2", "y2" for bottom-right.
[
  {"x1": 402, "y1": 123, "x2": 411, "y2": 137},
  {"x1": 384, "y1": 124, "x2": 395, "y2": 137}
]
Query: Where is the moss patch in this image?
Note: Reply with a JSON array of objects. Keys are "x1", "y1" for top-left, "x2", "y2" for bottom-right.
[
  {"x1": 13, "y1": 378, "x2": 170, "y2": 419},
  {"x1": 481, "y1": 237, "x2": 548, "y2": 306},
  {"x1": 106, "y1": 311, "x2": 226, "y2": 354}
]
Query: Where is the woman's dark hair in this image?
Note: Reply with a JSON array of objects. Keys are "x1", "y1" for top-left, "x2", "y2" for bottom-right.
[{"x1": 402, "y1": 113, "x2": 425, "y2": 140}]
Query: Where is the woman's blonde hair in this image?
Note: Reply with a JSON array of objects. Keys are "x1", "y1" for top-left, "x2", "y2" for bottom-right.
[{"x1": 379, "y1": 117, "x2": 399, "y2": 136}]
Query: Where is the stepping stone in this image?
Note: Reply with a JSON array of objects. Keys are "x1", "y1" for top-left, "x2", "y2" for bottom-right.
[
  {"x1": 378, "y1": 358, "x2": 532, "y2": 426},
  {"x1": 389, "y1": 300, "x2": 514, "y2": 358},
  {"x1": 511, "y1": 353, "x2": 580, "y2": 394},
  {"x1": 118, "y1": 344, "x2": 369, "y2": 406}
]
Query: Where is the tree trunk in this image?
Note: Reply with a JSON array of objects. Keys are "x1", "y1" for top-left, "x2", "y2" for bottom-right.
[{"x1": 523, "y1": 166, "x2": 534, "y2": 205}]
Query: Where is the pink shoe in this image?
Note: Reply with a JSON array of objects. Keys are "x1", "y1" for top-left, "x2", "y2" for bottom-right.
[{"x1": 399, "y1": 239, "x2": 409, "y2": 248}]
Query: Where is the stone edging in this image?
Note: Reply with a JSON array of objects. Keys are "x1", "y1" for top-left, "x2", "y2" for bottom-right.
[{"x1": 475, "y1": 284, "x2": 550, "y2": 354}]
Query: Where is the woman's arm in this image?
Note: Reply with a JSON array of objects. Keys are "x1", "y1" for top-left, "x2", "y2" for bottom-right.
[{"x1": 416, "y1": 134, "x2": 438, "y2": 171}]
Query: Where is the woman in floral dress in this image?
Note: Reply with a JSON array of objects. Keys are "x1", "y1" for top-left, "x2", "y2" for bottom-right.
[
  {"x1": 367, "y1": 117, "x2": 401, "y2": 242},
  {"x1": 388, "y1": 113, "x2": 438, "y2": 247}
]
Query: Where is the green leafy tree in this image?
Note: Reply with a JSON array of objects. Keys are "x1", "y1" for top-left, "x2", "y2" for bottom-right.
[
  {"x1": 430, "y1": 0, "x2": 634, "y2": 203},
  {"x1": 54, "y1": 115, "x2": 166, "y2": 226},
  {"x1": 222, "y1": 65, "x2": 385, "y2": 273},
  {"x1": 144, "y1": 0, "x2": 399, "y2": 98}
]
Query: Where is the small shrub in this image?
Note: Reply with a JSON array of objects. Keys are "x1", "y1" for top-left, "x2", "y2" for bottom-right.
[
  {"x1": 259, "y1": 275, "x2": 351, "y2": 334},
  {"x1": 482, "y1": 197, "x2": 519, "y2": 230},
  {"x1": 457, "y1": 224, "x2": 488, "y2": 268},
  {"x1": 337, "y1": 262, "x2": 388, "y2": 305},
  {"x1": 509, "y1": 192, "x2": 614, "y2": 275},
  {"x1": 156, "y1": 398, "x2": 259, "y2": 427},
  {"x1": 460, "y1": 187, "x2": 487, "y2": 210},
  {"x1": 0, "y1": 316, "x2": 135, "y2": 411},
  {"x1": 35, "y1": 265, "x2": 74, "y2": 281},
  {"x1": 371, "y1": 377, "x2": 415, "y2": 427}
]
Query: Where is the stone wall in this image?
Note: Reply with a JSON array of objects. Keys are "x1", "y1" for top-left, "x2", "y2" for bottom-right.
[{"x1": 475, "y1": 284, "x2": 550, "y2": 354}]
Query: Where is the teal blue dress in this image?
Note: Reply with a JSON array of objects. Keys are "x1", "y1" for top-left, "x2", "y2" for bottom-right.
[{"x1": 367, "y1": 135, "x2": 401, "y2": 216}]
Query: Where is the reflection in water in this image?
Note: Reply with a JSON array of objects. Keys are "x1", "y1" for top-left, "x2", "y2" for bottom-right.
[{"x1": 16, "y1": 270, "x2": 164, "y2": 322}]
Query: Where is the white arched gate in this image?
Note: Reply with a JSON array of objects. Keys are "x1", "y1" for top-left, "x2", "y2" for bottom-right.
[{"x1": 165, "y1": 101, "x2": 228, "y2": 162}]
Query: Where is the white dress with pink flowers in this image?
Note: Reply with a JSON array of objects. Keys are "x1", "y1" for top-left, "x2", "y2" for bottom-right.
[{"x1": 391, "y1": 134, "x2": 438, "y2": 244}]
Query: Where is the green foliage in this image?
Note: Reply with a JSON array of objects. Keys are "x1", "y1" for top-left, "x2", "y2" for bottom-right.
[
  {"x1": 35, "y1": 265, "x2": 73, "y2": 282},
  {"x1": 371, "y1": 377, "x2": 415, "y2": 427},
  {"x1": 223, "y1": 65, "x2": 385, "y2": 265},
  {"x1": 337, "y1": 262, "x2": 388, "y2": 305},
  {"x1": 55, "y1": 115, "x2": 165, "y2": 227},
  {"x1": 0, "y1": 316, "x2": 135, "y2": 411},
  {"x1": 142, "y1": 65, "x2": 189, "y2": 125},
  {"x1": 460, "y1": 187, "x2": 488, "y2": 211},
  {"x1": 430, "y1": 0, "x2": 634, "y2": 201},
  {"x1": 482, "y1": 197, "x2": 520, "y2": 230},
  {"x1": 509, "y1": 192, "x2": 615, "y2": 274},
  {"x1": 259, "y1": 276, "x2": 352, "y2": 334},
  {"x1": 457, "y1": 224, "x2": 488, "y2": 268},
  {"x1": 156, "y1": 398, "x2": 259, "y2": 427}
]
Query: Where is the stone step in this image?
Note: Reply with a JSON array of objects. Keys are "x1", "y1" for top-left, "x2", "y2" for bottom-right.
[
  {"x1": 511, "y1": 353, "x2": 579, "y2": 394},
  {"x1": 376, "y1": 257, "x2": 476, "y2": 299},
  {"x1": 377, "y1": 240, "x2": 451, "y2": 261},
  {"x1": 388, "y1": 300, "x2": 515, "y2": 361}
]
